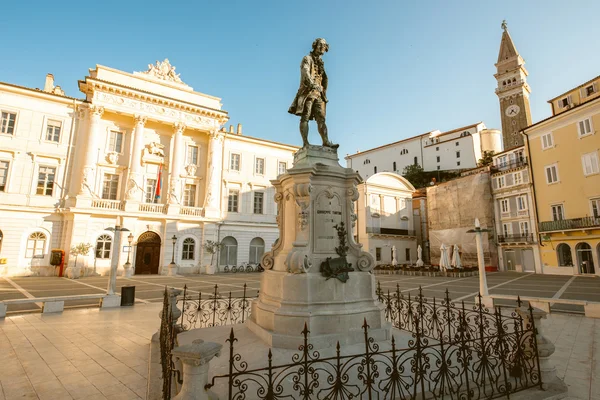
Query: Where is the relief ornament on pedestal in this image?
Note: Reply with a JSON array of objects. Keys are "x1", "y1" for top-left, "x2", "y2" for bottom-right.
[{"x1": 142, "y1": 59, "x2": 185, "y2": 85}]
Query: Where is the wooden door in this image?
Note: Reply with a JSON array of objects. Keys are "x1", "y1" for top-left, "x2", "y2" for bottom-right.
[{"x1": 134, "y1": 232, "x2": 161, "y2": 274}]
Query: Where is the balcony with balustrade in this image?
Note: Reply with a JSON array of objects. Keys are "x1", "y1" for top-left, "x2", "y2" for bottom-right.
[
  {"x1": 497, "y1": 233, "x2": 535, "y2": 244},
  {"x1": 90, "y1": 199, "x2": 124, "y2": 211},
  {"x1": 539, "y1": 216, "x2": 600, "y2": 233},
  {"x1": 491, "y1": 158, "x2": 528, "y2": 174}
]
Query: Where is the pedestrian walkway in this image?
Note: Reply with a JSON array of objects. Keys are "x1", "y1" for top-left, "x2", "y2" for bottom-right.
[{"x1": 0, "y1": 302, "x2": 598, "y2": 399}]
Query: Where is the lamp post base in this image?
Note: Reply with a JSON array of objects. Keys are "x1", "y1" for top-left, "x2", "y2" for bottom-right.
[{"x1": 167, "y1": 262, "x2": 178, "y2": 276}]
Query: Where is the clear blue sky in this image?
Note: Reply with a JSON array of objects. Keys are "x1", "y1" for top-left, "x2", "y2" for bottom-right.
[{"x1": 1, "y1": 0, "x2": 599, "y2": 157}]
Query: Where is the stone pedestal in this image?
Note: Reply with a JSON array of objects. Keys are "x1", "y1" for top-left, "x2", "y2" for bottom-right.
[
  {"x1": 250, "y1": 146, "x2": 388, "y2": 349},
  {"x1": 172, "y1": 339, "x2": 222, "y2": 400},
  {"x1": 101, "y1": 294, "x2": 121, "y2": 308},
  {"x1": 168, "y1": 263, "x2": 178, "y2": 276}
]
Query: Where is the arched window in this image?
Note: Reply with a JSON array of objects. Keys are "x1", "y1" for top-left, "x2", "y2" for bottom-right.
[
  {"x1": 576, "y1": 242, "x2": 595, "y2": 274},
  {"x1": 249, "y1": 237, "x2": 265, "y2": 264},
  {"x1": 374, "y1": 166, "x2": 377, "y2": 174},
  {"x1": 556, "y1": 243, "x2": 572, "y2": 267},
  {"x1": 220, "y1": 236, "x2": 238, "y2": 266},
  {"x1": 182, "y1": 238, "x2": 195, "y2": 260},
  {"x1": 26, "y1": 232, "x2": 46, "y2": 258},
  {"x1": 95, "y1": 235, "x2": 112, "y2": 259}
]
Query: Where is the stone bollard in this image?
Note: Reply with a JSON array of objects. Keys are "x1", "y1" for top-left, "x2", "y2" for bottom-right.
[
  {"x1": 172, "y1": 339, "x2": 222, "y2": 400},
  {"x1": 517, "y1": 306, "x2": 567, "y2": 393}
]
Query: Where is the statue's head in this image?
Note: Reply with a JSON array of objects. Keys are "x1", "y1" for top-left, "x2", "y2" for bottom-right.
[{"x1": 312, "y1": 38, "x2": 329, "y2": 54}]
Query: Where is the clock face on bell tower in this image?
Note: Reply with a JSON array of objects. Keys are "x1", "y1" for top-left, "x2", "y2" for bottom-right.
[{"x1": 495, "y1": 23, "x2": 532, "y2": 150}]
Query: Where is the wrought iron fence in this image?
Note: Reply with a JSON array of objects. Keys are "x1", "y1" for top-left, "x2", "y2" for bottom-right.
[
  {"x1": 159, "y1": 288, "x2": 182, "y2": 400},
  {"x1": 206, "y1": 307, "x2": 541, "y2": 400},
  {"x1": 163, "y1": 282, "x2": 541, "y2": 400},
  {"x1": 178, "y1": 283, "x2": 258, "y2": 331}
]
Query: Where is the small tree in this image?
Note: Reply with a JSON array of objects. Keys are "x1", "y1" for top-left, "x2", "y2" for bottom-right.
[
  {"x1": 203, "y1": 240, "x2": 222, "y2": 267},
  {"x1": 71, "y1": 242, "x2": 93, "y2": 270},
  {"x1": 478, "y1": 150, "x2": 495, "y2": 167},
  {"x1": 402, "y1": 164, "x2": 430, "y2": 189}
]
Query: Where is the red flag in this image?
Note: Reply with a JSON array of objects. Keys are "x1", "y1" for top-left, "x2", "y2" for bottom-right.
[{"x1": 155, "y1": 164, "x2": 162, "y2": 200}]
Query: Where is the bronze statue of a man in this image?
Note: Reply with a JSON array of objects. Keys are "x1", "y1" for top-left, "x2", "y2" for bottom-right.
[{"x1": 288, "y1": 38, "x2": 338, "y2": 149}]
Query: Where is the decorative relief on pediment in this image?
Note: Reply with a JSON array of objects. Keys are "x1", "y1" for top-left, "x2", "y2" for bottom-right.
[
  {"x1": 141, "y1": 59, "x2": 185, "y2": 85},
  {"x1": 95, "y1": 92, "x2": 220, "y2": 129}
]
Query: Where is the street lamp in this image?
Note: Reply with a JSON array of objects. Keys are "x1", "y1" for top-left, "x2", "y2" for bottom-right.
[
  {"x1": 126, "y1": 233, "x2": 134, "y2": 264},
  {"x1": 167, "y1": 235, "x2": 178, "y2": 276},
  {"x1": 105, "y1": 226, "x2": 130, "y2": 296}
]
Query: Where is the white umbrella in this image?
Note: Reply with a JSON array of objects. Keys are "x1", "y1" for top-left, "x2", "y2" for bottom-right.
[
  {"x1": 440, "y1": 243, "x2": 452, "y2": 272},
  {"x1": 451, "y1": 244, "x2": 463, "y2": 269},
  {"x1": 416, "y1": 245, "x2": 424, "y2": 267}
]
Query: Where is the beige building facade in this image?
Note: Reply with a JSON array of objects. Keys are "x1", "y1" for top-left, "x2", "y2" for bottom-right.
[
  {"x1": 0, "y1": 61, "x2": 297, "y2": 277},
  {"x1": 524, "y1": 74, "x2": 600, "y2": 276}
]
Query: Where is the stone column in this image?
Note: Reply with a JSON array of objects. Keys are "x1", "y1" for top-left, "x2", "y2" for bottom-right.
[
  {"x1": 203, "y1": 130, "x2": 224, "y2": 219},
  {"x1": 169, "y1": 122, "x2": 186, "y2": 205},
  {"x1": 79, "y1": 105, "x2": 104, "y2": 196},
  {"x1": 126, "y1": 115, "x2": 148, "y2": 201},
  {"x1": 172, "y1": 339, "x2": 222, "y2": 400},
  {"x1": 516, "y1": 307, "x2": 566, "y2": 392}
]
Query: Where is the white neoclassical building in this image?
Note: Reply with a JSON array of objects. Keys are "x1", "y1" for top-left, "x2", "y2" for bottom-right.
[
  {"x1": 345, "y1": 122, "x2": 503, "y2": 181},
  {"x1": 355, "y1": 172, "x2": 417, "y2": 266},
  {"x1": 0, "y1": 60, "x2": 297, "y2": 277}
]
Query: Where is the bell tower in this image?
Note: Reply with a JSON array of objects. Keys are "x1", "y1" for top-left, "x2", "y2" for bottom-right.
[{"x1": 495, "y1": 21, "x2": 532, "y2": 149}]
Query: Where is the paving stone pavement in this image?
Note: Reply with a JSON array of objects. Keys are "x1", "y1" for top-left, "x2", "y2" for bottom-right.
[{"x1": 0, "y1": 300, "x2": 598, "y2": 399}]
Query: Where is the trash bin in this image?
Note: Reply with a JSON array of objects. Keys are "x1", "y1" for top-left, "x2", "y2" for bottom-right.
[{"x1": 120, "y1": 286, "x2": 135, "y2": 307}]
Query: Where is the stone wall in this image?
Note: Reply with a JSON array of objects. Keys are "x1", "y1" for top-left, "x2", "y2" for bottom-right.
[{"x1": 426, "y1": 171, "x2": 498, "y2": 269}]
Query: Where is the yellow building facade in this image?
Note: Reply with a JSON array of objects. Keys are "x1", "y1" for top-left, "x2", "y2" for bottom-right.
[{"x1": 524, "y1": 75, "x2": 600, "y2": 276}]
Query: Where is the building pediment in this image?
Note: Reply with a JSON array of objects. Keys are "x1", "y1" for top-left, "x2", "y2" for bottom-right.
[{"x1": 84, "y1": 81, "x2": 227, "y2": 131}]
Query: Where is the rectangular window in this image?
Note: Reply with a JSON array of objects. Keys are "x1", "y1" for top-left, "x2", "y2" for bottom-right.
[
  {"x1": 278, "y1": 161, "x2": 287, "y2": 175},
  {"x1": 455, "y1": 142, "x2": 459, "y2": 146},
  {"x1": 560, "y1": 97, "x2": 571, "y2": 108},
  {"x1": 519, "y1": 221, "x2": 529, "y2": 236},
  {"x1": 436, "y1": 147, "x2": 439, "y2": 151},
  {"x1": 0, "y1": 111, "x2": 16, "y2": 135},
  {"x1": 414, "y1": 156, "x2": 418, "y2": 165},
  {"x1": 502, "y1": 223, "x2": 511, "y2": 236},
  {"x1": 545, "y1": 164, "x2": 559, "y2": 184},
  {"x1": 36, "y1": 166, "x2": 56, "y2": 196},
  {"x1": 497, "y1": 176, "x2": 505, "y2": 188},
  {"x1": 230, "y1": 153, "x2": 240, "y2": 171},
  {"x1": 101, "y1": 174, "x2": 119, "y2": 200},
  {"x1": 436, "y1": 156, "x2": 440, "y2": 163},
  {"x1": 582, "y1": 152, "x2": 600, "y2": 176},
  {"x1": 456, "y1": 151, "x2": 460, "y2": 158},
  {"x1": 255, "y1": 158, "x2": 265, "y2": 175},
  {"x1": 108, "y1": 131, "x2": 123, "y2": 153},
  {"x1": 541, "y1": 133, "x2": 554, "y2": 149},
  {"x1": 591, "y1": 198, "x2": 600, "y2": 218},
  {"x1": 585, "y1": 84, "x2": 596, "y2": 97},
  {"x1": 0, "y1": 160, "x2": 8, "y2": 192},
  {"x1": 497, "y1": 155, "x2": 507, "y2": 167},
  {"x1": 183, "y1": 184, "x2": 196, "y2": 207},
  {"x1": 551, "y1": 204, "x2": 564, "y2": 221},
  {"x1": 405, "y1": 248, "x2": 410, "y2": 261},
  {"x1": 253, "y1": 192, "x2": 264, "y2": 214},
  {"x1": 517, "y1": 195, "x2": 527, "y2": 211},
  {"x1": 500, "y1": 199, "x2": 509, "y2": 213},
  {"x1": 375, "y1": 247, "x2": 381, "y2": 261},
  {"x1": 513, "y1": 172, "x2": 522, "y2": 185},
  {"x1": 187, "y1": 145, "x2": 199, "y2": 165},
  {"x1": 457, "y1": 161, "x2": 460, "y2": 166},
  {"x1": 578, "y1": 118, "x2": 593, "y2": 137},
  {"x1": 45, "y1": 120, "x2": 62, "y2": 142},
  {"x1": 436, "y1": 166, "x2": 440, "y2": 170},
  {"x1": 145, "y1": 179, "x2": 157, "y2": 203},
  {"x1": 228, "y1": 190, "x2": 239, "y2": 212}
]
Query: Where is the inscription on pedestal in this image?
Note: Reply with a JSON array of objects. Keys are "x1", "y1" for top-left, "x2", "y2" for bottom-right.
[{"x1": 315, "y1": 194, "x2": 342, "y2": 253}]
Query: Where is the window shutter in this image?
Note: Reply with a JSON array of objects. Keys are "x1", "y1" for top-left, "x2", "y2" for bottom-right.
[
  {"x1": 594, "y1": 83, "x2": 598, "y2": 94},
  {"x1": 592, "y1": 153, "x2": 600, "y2": 174},
  {"x1": 581, "y1": 87, "x2": 586, "y2": 98},
  {"x1": 578, "y1": 121, "x2": 584, "y2": 136},
  {"x1": 585, "y1": 118, "x2": 591, "y2": 133},
  {"x1": 568, "y1": 95, "x2": 572, "y2": 105},
  {"x1": 582, "y1": 155, "x2": 591, "y2": 175}
]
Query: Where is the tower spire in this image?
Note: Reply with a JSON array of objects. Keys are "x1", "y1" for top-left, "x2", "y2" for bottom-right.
[{"x1": 497, "y1": 21, "x2": 519, "y2": 63}]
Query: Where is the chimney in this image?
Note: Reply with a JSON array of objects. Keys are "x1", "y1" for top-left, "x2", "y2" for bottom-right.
[
  {"x1": 43, "y1": 73, "x2": 55, "y2": 93},
  {"x1": 229, "y1": 125, "x2": 234, "y2": 133},
  {"x1": 237, "y1": 123, "x2": 242, "y2": 135}
]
